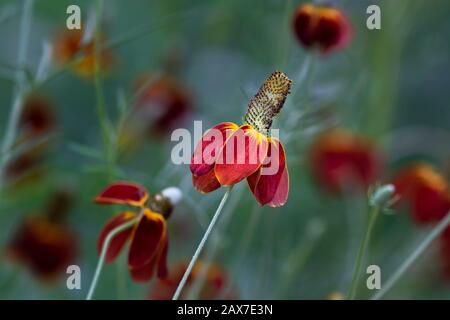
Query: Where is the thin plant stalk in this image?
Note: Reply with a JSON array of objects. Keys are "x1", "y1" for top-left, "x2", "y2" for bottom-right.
[
  {"x1": 172, "y1": 186, "x2": 233, "y2": 300},
  {"x1": 348, "y1": 205, "x2": 380, "y2": 299},
  {"x1": 93, "y1": 0, "x2": 111, "y2": 169},
  {"x1": 186, "y1": 185, "x2": 243, "y2": 299},
  {"x1": 371, "y1": 210, "x2": 450, "y2": 300},
  {"x1": 276, "y1": 219, "x2": 325, "y2": 297},
  {"x1": 219, "y1": 202, "x2": 259, "y2": 298},
  {"x1": 0, "y1": 0, "x2": 34, "y2": 190},
  {"x1": 86, "y1": 216, "x2": 139, "y2": 300}
]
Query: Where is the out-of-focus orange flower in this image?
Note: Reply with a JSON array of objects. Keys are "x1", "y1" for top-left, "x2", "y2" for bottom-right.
[
  {"x1": 310, "y1": 128, "x2": 382, "y2": 193},
  {"x1": 52, "y1": 27, "x2": 112, "y2": 76},
  {"x1": 95, "y1": 183, "x2": 181, "y2": 282},
  {"x1": 7, "y1": 187, "x2": 77, "y2": 281},
  {"x1": 134, "y1": 75, "x2": 193, "y2": 135},
  {"x1": 7, "y1": 217, "x2": 77, "y2": 281},
  {"x1": 148, "y1": 260, "x2": 234, "y2": 300},
  {"x1": 190, "y1": 71, "x2": 291, "y2": 207},
  {"x1": 292, "y1": 4, "x2": 352, "y2": 54},
  {"x1": 392, "y1": 163, "x2": 450, "y2": 224}
]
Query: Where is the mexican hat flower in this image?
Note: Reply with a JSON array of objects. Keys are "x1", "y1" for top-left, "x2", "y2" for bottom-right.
[
  {"x1": 53, "y1": 27, "x2": 112, "y2": 76},
  {"x1": 310, "y1": 128, "x2": 382, "y2": 193},
  {"x1": 190, "y1": 71, "x2": 292, "y2": 207},
  {"x1": 148, "y1": 260, "x2": 235, "y2": 300},
  {"x1": 292, "y1": 3, "x2": 352, "y2": 54},
  {"x1": 94, "y1": 182, "x2": 182, "y2": 282},
  {"x1": 392, "y1": 163, "x2": 450, "y2": 224}
]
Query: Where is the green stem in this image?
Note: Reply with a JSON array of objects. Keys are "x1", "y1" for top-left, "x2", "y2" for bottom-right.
[
  {"x1": 348, "y1": 205, "x2": 380, "y2": 300},
  {"x1": 93, "y1": 0, "x2": 113, "y2": 177},
  {"x1": 86, "y1": 216, "x2": 139, "y2": 300},
  {"x1": 371, "y1": 210, "x2": 450, "y2": 300},
  {"x1": 172, "y1": 186, "x2": 233, "y2": 300},
  {"x1": 0, "y1": 0, "x2": 33, "y2": 190}
]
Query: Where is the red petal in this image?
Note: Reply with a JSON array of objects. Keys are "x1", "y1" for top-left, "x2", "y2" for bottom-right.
[
  {"x1": 97, "y1": 212, "x2": 136, "y2": 263},
  {"x1": 247, "y1": 138, "x2": 289, "y2": 207},
  {"x1": 130, "y1": 257, "x2": 157, "y2": 282},
  {"x1": 412, "y1": 184, "x2": 450, "y2": 223},
  {"x1": 157, "y1": 235, "x2": 169, "y2": 279},
  {"x1": 129, "y1": 226, "x2": 169, "y2": 283},
  {"x1": 128, "y1": 210, "x2": 165, "y2": 268},
  {"x1": 215, "y1": 125, "x2": 268, "y2": 186},
  {"x1": 193, "y1": 170, "x2": 221, "y2": 193},
  {"x1": 95, "y1": 182, "x2": 148, "y2": 207},
  {"x1": 190, "y1": 122, "x2": 239, "y2": 176}
]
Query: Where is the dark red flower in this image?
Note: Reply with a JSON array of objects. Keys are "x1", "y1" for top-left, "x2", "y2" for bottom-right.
[
  {"x1": 310, "y1": 128, "x2": 382, "y2": 193},
  {"x1": 190, "y1": 71, "x2": 291, "y2": 207},
  {"x1": 292, "y1": 4, "x2": 352, "y2": 54},
  {"x1": 148, "y1": 260, "x2": 234, "y2": 300},
  {"x1": 5, "y1": 94, "x2": 56, "y2": 184},
  {"x1": 94, "y1": 182, "x2": 179, "y2": 282},
  {"x1": 392, "y1": 163, "x2": 450, "y2": 224},
  {"x1": 18, "y1": 94, "x2": 56, "y2": 139},
  {"x1": 133, "y1": 75, "x2": 192, "y2": 135},
  {"x1": 7, "y1": 217, "x2": 77, "y2": 281}
]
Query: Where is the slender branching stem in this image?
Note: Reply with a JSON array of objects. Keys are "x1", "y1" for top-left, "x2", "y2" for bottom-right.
[
  {"x1": 86, "y1": 216, "x2": 139, "y2": 300},
  {"x1": 0, "y1": 0, "x2": 34, "y2": 190},
  {"x1": 348, "y1": 205, "x2": 380, "y2": 299},
  {"x1": 371, "y1": 210, "x2": 450, "y2": 300},
  {"x1": 172, "y1": 186, "x2": 233, "y2": 300}
]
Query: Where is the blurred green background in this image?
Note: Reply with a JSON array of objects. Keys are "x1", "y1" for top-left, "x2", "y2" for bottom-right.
[{"x1": 0, "y1": 0, "x2": 450, "y2": 299}]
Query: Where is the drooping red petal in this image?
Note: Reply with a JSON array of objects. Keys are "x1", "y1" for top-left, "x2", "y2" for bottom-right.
[
  {"x1": 157, "y1": 234, "x2": 169, "y2": 278},
  {"x1": 129, "y1": 224, "x2": 168, "y2": 283},
  {"x1": 247, "y1": 138, "x2": 289, "y2": 207},
  {"x1": 190, "y1": 122, "x2": 239, "y2": 177},
  {"x1": 97, "y1": 212, "x2": 136, "y2": 263},
  {"x1": 215, "y1": 125, "x2": 268, "y2": 186},
  {"x1": 192, "y1": 170, "x2": 221, "y2": 193},
  {"x1": 94, "y1": 182, "x2": 148, "y2": 207},
  {"x1": 128, "y1": 210, "x2": 165, "y2": 268},
  {"x1": 130, "y1": 257, "x2": 157, "y2": 282}
]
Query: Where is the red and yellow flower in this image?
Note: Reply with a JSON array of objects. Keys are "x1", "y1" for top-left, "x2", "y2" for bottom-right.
[
  {"x1": 310, "y1": 128, "x2": 382, "y2": 193},
  {"x1": 95, "y1": 182, "x2": 181, "y2": 282},
  {"x1": 53, "y1": 27, "x2": 112, "y2": 76},
  {"x1": 292, "y1": 4, "x2": 352, "y2": 54},
  {"x1": 392, "y1": 163, "x2": 450, "y2": 224},
  {"x1": 148, "y1": 260, "x2": 235, "y2": 300},
  {"x1": 190, "y1": 71, "x2": 291, "y2": 207}
]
